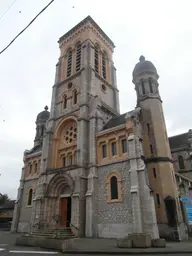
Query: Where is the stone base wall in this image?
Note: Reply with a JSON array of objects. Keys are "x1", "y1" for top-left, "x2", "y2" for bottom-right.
[
  {"x1": 179, "y1": 222, "x2": 188, "y2": 240},
  {"x1": 97, "y1": 223, "x2": 132, "y2": 239},
  {"x1": 158, "y1": 222, "x2": 188, "y2": 241},
  {"x1": 17, "y1": 222, "x2": 30, "y2": 233}
]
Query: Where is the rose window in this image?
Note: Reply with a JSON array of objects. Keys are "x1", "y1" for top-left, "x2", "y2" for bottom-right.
[{"x1": 63, "y1": 122, "x2": 77, "y2": 145}]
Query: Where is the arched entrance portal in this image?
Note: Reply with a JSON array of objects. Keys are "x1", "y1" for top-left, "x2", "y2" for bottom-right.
[{"x1": 46, "y1": 173, "x2": 74, "y2": 228}]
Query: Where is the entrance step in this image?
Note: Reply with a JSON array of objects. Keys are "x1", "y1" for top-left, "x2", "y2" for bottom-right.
[{"x1": 31, "y1": 228, "x2": 75, "y2": 239}]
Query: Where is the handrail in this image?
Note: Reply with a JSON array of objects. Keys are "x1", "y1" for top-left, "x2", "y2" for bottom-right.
[
  {"x1": 29, "y1": 217, "x2": 56, "y2": 234},
  {"x1": 68, "y1": 221, "x2": 78, "y2": 231},
  {"x1": 29, "y1": 216, "x2": 79, "y2": 235}
]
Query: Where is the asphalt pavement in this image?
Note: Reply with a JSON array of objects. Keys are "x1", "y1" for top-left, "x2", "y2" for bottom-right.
[
  {"x1": 1, "y1": 231, "x2": 192, "y2": 255},
  {"x1": 0, "y1": 231, "x2": 62, "y2": 255}
]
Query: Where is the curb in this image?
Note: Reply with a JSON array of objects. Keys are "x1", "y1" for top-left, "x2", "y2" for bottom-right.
[{"x1": 62, "y1": 250, "x2": 192, "y2": 255}]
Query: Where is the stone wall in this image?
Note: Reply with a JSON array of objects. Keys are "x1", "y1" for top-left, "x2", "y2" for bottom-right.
[
  {"x1": 17, "y1": 179, "x2": 37, "y2": 233},
  {"x1": 96, "y1": 160, "x2": 132, "y2": 238}
]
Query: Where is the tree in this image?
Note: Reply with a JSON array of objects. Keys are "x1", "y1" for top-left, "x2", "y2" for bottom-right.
[{"x1": 0, "y1": 194, "x2": 10, "y2": 206}]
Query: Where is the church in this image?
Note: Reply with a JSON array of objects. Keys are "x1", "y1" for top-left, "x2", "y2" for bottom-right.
[{"x1": 11, "y1": 16, "x2": 192, "y2": 241}]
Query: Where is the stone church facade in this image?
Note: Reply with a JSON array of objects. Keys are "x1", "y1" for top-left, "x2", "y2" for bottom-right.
[{"x1": 11, "y1": 16, "x2": 192, "y2": 240}]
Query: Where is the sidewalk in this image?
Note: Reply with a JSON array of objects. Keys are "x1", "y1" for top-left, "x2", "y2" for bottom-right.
[
  {"x1": 61, "y1": 238, "x2": 192, "y2": 254},
  {"x1": 10, "y1": 231, "x2": 192, "y2": 254}
]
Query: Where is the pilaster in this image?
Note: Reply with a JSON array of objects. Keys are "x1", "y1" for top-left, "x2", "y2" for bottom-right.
[
  {"x1": 11, "y1": 167, "x2": 25, "y2": 232},
  {"x1": 128, "y1": 134, "x2": 143, "y2": 233},
  {"x1": 128, "y1": 131, "x2": 159, "y2": 238},
  {"x1": 85, "y1": 114, "x2": 98, "y2": 237}
]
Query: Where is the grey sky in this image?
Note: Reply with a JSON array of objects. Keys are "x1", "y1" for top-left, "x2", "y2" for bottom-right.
[{"x1": 0, "y1": 0, "x2": 191, "y2": 199}]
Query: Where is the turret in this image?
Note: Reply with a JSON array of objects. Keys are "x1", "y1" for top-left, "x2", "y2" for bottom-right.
[
  {"x1": 132, "y1": 56, "x2": 186, "y2": 241},
  {"x1": 34, "y1": 106, "x2": 50, "y2": 146}
]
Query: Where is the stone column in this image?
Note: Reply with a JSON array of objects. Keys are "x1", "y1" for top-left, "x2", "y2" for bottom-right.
[{"x1": 128, "y1": 132, "x2": 159, "y2": 239}]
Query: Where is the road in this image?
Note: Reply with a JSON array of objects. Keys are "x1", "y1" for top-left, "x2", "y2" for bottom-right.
[
  {"x1": 0, "y1": 231, "x2": 191, "y2": 255},
  {"x1": 0, "y1": 231, "x2": 63, "y2": 255}
]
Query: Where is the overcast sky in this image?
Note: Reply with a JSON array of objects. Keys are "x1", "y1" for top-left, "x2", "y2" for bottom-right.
[{"x1": 0, "y1": 0, "x2": 191, "y2": 199}]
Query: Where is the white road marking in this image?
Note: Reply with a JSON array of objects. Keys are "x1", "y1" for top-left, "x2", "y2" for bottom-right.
[
  {"x1": 0, "y1": 244, "x2": 7, "y2": 246},
  {"x1": 9, "y1": 251, "x2": 58, "y2": 254},
  {"x1": 0, "y1": 249, "x2": 5, "y2": 251}
]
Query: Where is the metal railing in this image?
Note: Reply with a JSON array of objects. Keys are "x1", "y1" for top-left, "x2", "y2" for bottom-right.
[{"x1": 29, "y1": 215, "x2": 79, "y2": 237}]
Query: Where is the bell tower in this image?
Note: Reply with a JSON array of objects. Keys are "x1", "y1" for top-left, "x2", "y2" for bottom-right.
[
  {"x1": 32, "y1": 16, "x2": 120, "y2": 238},
  {"x1": 132, "y1": 56, "x2": 186, "y2": 240}
]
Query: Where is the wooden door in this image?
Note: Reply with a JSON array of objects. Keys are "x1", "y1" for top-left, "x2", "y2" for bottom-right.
[{"x1": 60, "y1": 198, "x2": 67, "y2": 227}]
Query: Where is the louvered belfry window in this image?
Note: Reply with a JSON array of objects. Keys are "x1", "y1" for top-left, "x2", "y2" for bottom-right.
[
  {"x1": 67, "y1": 50, "x2": 72, "y2": 77},
  {"x1": 76, "y1": 43, "x2": 81, "y2": 72},
  {"x1": 102, "y1": 52, "x2": 106, "y2": 79},
  {"x1": 94, "y1": 45, "x2": 99, "y2": 73}
]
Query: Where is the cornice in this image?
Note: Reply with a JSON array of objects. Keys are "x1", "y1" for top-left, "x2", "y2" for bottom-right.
[
  {"x1": 54, "y1": 69, "x2": 83, "y2": 88},
  {"x1": 97, "y1": 158, "x2": 129, "y2": 168},
  {"x1": 96, "y1": 124, "x2": 126, "y2": 137},
  {"x1": 101, "y1": 101, "x2": 119, "y2": 116},
  {"x1": 137, "y1": 96, "x2": 163, "y2": 104},
  {"x1": 58, "y1": 16, "x2": 115, "y2": 49},
  {"x1": 175, "y1": 171, "x2": 192, "y2": 182},
  {"x1": 95, "y1": 72, "x2": 116, "y2": 90},
  {"x1": 170, "y1": 146, "x2": 188, "y2": 153},
  {"x1": 24, "y1": 151, "x2": 42, "y2": 159},
  {"x1": 145, "y1": 156, "x2": 173, "y2": 164}
]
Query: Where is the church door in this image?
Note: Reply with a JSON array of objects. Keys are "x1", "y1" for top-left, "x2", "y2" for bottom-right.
[{"x1": 59, "y1": 197, "x2": 71, "y2": 227}]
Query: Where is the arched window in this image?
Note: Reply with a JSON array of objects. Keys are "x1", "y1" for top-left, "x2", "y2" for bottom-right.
[
  {"x1": 102, "y1": 52, "x2": 107, "y2": 79},
  {"x1": 94, "y1": 44, "x2": 99, "y2": 73},
  {"x1": 36, "y1": 126, "x2": 40, "y2": 137},
  {"x1": 63, "y1": 95, "x2": 67, "y2": 109},
  {"x1": 178, "y1": 155, "x2": 185, "y2": 169},
  {"x1": 75, "y1": 42, "x2": 81, "y2": 72},
  {"x1": 35, "y1": 163, "x2": 38, "y2": 173},
  {"x1": 110, "y1": 176, "x2": 118, "y2": 200},
  {"x1": 141, "y1": 79, "x2": 145, "y2": 95},
  {"x1": 69, "y1": 154, "x2": 73, "y2": 166},
  {"x1": 63, "y1": 156, "x2": 66, "y2": 167},
  {"x1": 149, "y1": 78, "x2": 153, "y2": 93},
  {"x1": 66, "y1": 50, "x2": 72, "y2": 77},
  {"x1": 27, "y1": 188, "x2": 33, "y2": 206},
  {"x1": 106, "y1": 172, "x2": 122, "y2": 203},
  {"x1": 73, "y1": 90, "x2": 78, "y2": 105},
  {"x1": 41, "y1": 126, "x2": 44, "y2": 136}
]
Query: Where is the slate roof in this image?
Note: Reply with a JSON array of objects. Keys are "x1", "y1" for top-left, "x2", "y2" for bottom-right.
[
  {"x1": 25, "y1": 144, "x2": 42, "y2": 156},
  {"x1": 0, "y1": 200, "x2": 15, "y2": 210},
  {"x1": 168, "y1": 133, "x2": 188, "y2": 150},
  {"x1": 102, "y1": 111, "x2": 189, "y2": 152},
  {"x1": 103, "y1": 113, "x2": 127, "y2": 130}
]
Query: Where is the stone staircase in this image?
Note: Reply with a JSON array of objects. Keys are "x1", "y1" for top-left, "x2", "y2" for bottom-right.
[{"x1": 31, "y1": 227, "x2": 75, "y2": 239}]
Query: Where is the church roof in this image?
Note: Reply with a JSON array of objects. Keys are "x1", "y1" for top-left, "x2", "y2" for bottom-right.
[
  {"x1": 168, "y1": 133, "x2": 188, "y2": 150},
  {"x1": 24, "y1": 144, "x2": 42, "y2": 156},
  {"x1": 103, "y1": 113, "x2": 127, "y2": 130},
  {"x1": 58, "y1": 15, "x2": 115, "y2": 48},
  {"x1": 103, "y1": 113, "x2": 190, "y2": 152}
]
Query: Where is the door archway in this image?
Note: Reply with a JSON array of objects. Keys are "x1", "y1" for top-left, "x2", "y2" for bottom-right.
[{"x1": 46, "y1": 173, "x2": 74, "y2": 228}]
